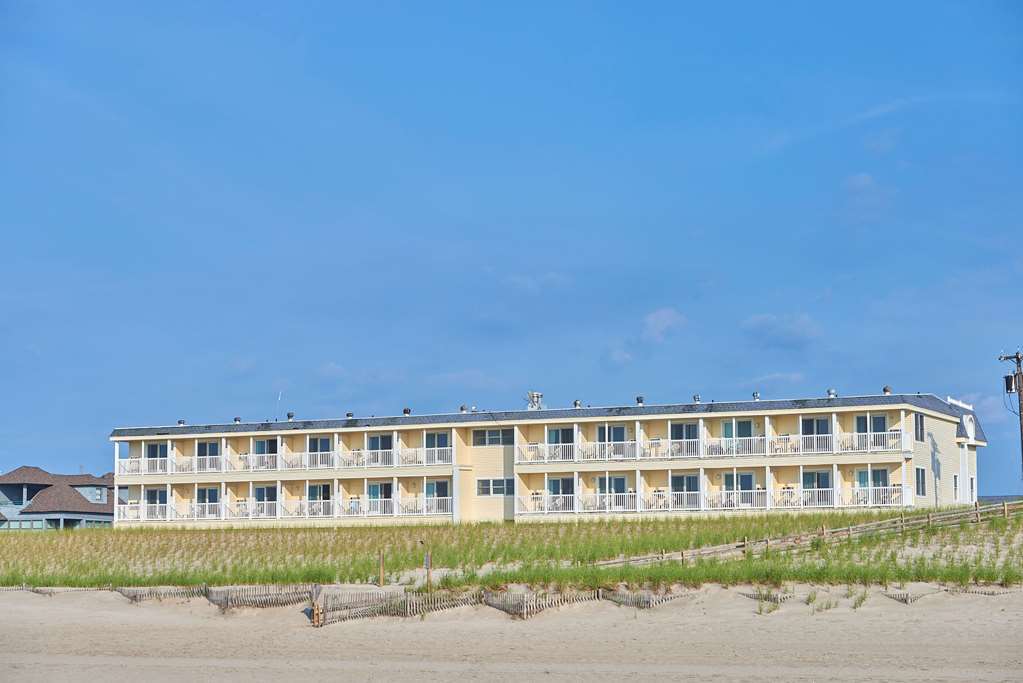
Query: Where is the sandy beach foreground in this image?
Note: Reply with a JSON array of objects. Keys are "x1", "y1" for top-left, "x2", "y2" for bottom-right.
[{"x1": 1, "y1": 584, "x2": 1020, "y2": 682}]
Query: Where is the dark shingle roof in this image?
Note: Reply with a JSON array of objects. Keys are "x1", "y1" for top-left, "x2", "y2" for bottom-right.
[
  {"x1": 0, "y1": 466, "x2": 113, "y2": 487},
  {"x1": 20, "y1": 483, "x2": 113, "y2": 516},
  {"x1": 0, "y1": 511, "x2": 6, "y2": 521},
  {"x1": 110, "y1": 393, "x2": 986, "y2": 442}
]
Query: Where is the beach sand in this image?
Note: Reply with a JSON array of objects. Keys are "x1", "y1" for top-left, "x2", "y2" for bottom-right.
[{"x1": 1, "y1": 584, "x2": 1020, "y2": 681}]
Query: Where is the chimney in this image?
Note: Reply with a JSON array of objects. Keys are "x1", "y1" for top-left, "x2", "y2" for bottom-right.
[
  {"x1": 177, "y1": 419, "x2": 186, "y2": 426},
  {"x1": 573, "y1": 399, "x2": 582, "y2": 409},
  {"x1": 233, "y1": 417, "x2": 241, "y2": 424},
  {"x1": 286, "y1": 411, "x2": 295, "y2": 422},
  {"x1": 826, "y1": 388, "x2": 838, "y2": 399},
  {"x1": 693, "y1": 394, "x2": 701, "y2": 403},
  {"x1": 882, "y1": 385, "x2": 892, "y2": 396},
  {"x1": 752, "y1": 392, "x2": 760, "y2": 401},
  {"x1": 636, "y1": 395, "x2": 645, "y2": 407},
  {"x1": 402, "y1": 407, "x2": 412, "y2": 416}
]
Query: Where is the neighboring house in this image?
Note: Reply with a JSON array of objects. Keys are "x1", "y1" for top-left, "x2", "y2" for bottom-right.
[
  {"x1": 109, "y1": 390, "x2": 986, "y2": 527},
  {"x1": 0, "y1": 466, "x2": 114, "y2": 530}
]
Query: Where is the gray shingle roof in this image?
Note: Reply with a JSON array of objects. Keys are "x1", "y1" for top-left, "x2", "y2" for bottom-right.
[{"x1": 110, "y1": 393, "x2": 986, "y2": 442}]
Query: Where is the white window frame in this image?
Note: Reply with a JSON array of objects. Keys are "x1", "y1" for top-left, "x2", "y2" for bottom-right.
[
  {"x1": 476, "y1": 478, "x2": 515, "y2": 496},
  {"x1": 915, "y1": 467, "x2": 926, "y2": 497}
]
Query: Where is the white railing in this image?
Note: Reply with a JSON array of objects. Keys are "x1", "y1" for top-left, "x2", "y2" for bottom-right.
[
  {"x1": 364, "y1": 449, "x2": 395, "y2": 468},
  {"x1": 116, "y1": 503, "x2": 141, "y2": 521},
  {"x1": 251, "y1": 501, "x2": 278, "y2": 518},
  {"x1": 644, "y1": 491, "x2": 701, "y2": 511},
  {"x1": 800, "y1": 434, "x2": 834, "y2": 453},
  {"x1": 117, "y1": 459, "x2": 142, "y2": 475},
  {"x1": 192, "y1": 502, "x2": 222, "y2": 519},
  {"x1": 242, "y1": 454, "x2": 278, "y2": 471},
  {"x1": 307, "y1": 500, "x2": 334, "y2": 517},
  {"x1": 707, "y1": 490, "x2": 767, "y2": 509},
  {"x1": 579, "y1": 442, "x2": 639, "y2": 461},
  {"x1": 278, "y1": 453, "x2": 306, "y2": 470},
  {"x1": 516, "y1": 443, "x2": 577, "y2": 463},
  {"x1": 516, "y1": 493, "x2": 577, "y2": 514},
  {"x1": 366, "y1": 498, "x2": 395, "y2": 516},
  {"x1": 144, "y1": 503, "x2": 169, "y2": 520},
  {"x1": 400, "y1": 496, "x2": 453, "y2": 515},
  {"x1": 846, "y1": 486, "x2": 903, "y2": 507},
  {"x1": 577, "y1": 492, "x2": 637, "y2": 512},
  {"x1": 801, "y1": 487, "x2": 835, "y2": 508},
  {"x1": 399, "y1": 447, "x2": 455, "y2": 466},
  {"x1": 306, "y1": 451, "x2": 336, "y2": 469},
  {"x1": 280, "y1": 500, "x2": 307, "y2": 517},
  {"x1": 704, "y1": 437, "x2": 768, "y2": 457},
  {"x1": 841, "y1": 432, "x2": 905, "y2": 452},
  {"x1": 196, "y1": 456, "x2": 222, "y2": 473},
  {"x1": 144, "y1": 458, "x2": 169, "y2": 474},
  {"x1": 668, "y1": 439, "x2": 701, "y2": 459}
]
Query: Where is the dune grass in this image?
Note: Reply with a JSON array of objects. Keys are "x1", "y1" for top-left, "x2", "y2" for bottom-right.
[
  {"x1": 1, "y1": 510, "x2": 1018, "y2": 589},
  {"x1": 0, "y1": 510, "x2": 906, "y2": 587}
]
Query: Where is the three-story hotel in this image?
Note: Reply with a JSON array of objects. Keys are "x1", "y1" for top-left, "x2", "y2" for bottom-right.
[{"x1": 110, "y1": 389, "x2": 985, "y2": 526}]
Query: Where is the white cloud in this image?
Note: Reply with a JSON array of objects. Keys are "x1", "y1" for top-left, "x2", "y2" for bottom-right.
[
  {"x1": 642, "y1": 307, "x2": 686, "y2": 343},
  {"x1": 742, "y1": 313, "x2": 820, "y2": 351},
  {"x1": 960, "y1": 393, "x2": 1013, "y2": 426}
]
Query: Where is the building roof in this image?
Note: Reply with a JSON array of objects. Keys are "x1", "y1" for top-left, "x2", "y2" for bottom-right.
[
  {"x1": 19, "y1": 483, "x2": 113, "y2": 516},
  {"x1": 0, "y1": 466, "x2": 112, "y2": 487},
  {"x1": 109, "y1": 392, "x2": 986, "y2": 443},
  {"x1": 0, "y1": 510, "x2": 5, "y2": 522}
]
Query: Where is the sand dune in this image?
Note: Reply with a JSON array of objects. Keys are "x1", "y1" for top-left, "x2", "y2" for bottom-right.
[{"x1": 1, "y1": 584, "x2": 1020, "y2": 681}]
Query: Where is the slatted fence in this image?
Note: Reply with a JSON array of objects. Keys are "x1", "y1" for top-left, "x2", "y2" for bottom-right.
[{"x1": 207, "y1": 584, "x2": 314, "y2": 611}]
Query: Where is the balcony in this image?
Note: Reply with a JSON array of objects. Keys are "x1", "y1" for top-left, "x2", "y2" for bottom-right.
[
  {"x1": 514, "y1": 431, "x2": 907, "y2": 465},
  {"x1": 116, "y1": 446, "x2": 454, "y2": 476},
  {"x1": 115, "y1": 496, "x2": 454, "y2": 522}
]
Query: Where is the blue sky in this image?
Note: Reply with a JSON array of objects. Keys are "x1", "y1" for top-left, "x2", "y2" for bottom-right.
[{"x1": 1, "y1": 2, "x2": 1021, "y2": 493}]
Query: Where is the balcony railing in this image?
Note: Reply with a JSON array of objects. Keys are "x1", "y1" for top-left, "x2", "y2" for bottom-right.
[
  {"x1": 844, "y1": 486, "x2": 904, "y2": 507},
  {"x1": 513, "y1": 431, "x2": 906, "y2": 464},
  {"x1": 772, "y1": 487, "x2": 835, "y2": 508},
  {"x1": 577, "y1": 492, "x2": 638, "y2": 512},
  {"x1": 117, "y1": 447, "x2": 454, "y2": 476},
  {"x1": 117, "y1": 495, "x2": 455, "y2": 523},
  {"x1": 644, "y1": 491, "x2": 701, "y2": 511}
]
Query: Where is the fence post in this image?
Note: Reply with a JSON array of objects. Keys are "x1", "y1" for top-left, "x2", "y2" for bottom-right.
[
  {"x1": 1005, "y1": 501, "x2": 1010, "y2": 519},
  {"x1": 927, "y1": 512, "x2": 932, "y2": 527},
  {"x1": 378, "y1": 549, "x2": 385, "y2": 587},
  {"x1": 975, "y1": 500, "x2": 981, "y2": 523}
]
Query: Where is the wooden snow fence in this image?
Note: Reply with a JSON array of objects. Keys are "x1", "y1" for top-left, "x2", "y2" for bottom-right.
[
  {"x1": 593, "y1": 500, "x2": 1023, "y2": 569},
  {"x1": 0, "y1": 585, "x2": 28, "y2": 592},
  {"x1": 117, "y1": 585, "x2": 209, "y2": 603},
  {"x1": 207, "y1": 584, "x2": 314, "y2": 611},
  {"x1": 601, "y1": 589, "x2": 686, "y2": 609},
  {"x1": 738, "y1": 589, "x2": 793, "y2": 604},
  {"x1": 29, "y1": 586, "x2": 112, "y2": 596},
  {"x1": 483, "y1": 589, "x2": 601, "y2": 619},
  {"x1": 312, "y1": 590, "x2": 482, "y2": 627}
]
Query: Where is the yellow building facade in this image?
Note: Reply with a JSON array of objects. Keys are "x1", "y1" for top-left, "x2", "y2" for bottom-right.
[{"x1": 110, "y1": 391, "x2": 985, "y2": 526}]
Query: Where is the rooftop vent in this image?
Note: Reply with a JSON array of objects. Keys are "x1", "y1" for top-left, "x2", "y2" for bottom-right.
[
  {"x1": 882, "y1": 386, "x2": 892, "y2": 396},
  {"x1": 573, "y1": 399, "x2": 582, "y2": 409},
  {"x1": 826, "y1": 388, "x2": 838, "y2": 399},
  {"x1": 636, "y1": 395, "x2": 645, "y2": 406},
  {"x1": 752, "y1": 392, "x2": 760, "y2": 401},
  {"x1": 947, "y1": 396, "x2": 974, "y2": 411},
  {"x1": 233, "y1": 417, "x2": 241, "y2": 424},
  {"x1": 693, "y1": 394, "x2": 701, "y2": 403},
  {"x1": 459, "y1": 405, "x2": 467, "y2": 414},
  {"x1": 402, "y1": 407, "x2": 412, "y2": 416},
  {"x1": 526, "y1": 391, "x2": 544, "y2": 410},
  {"x1": 287, "y1": 411, "x2": 295, "y2": 421},
  {"x1": 471, "y1": 405, "x2": 478, "y2": 413},
  {"x1": 345, "y1": 412, "x2": 354, "y2": 418},
  {"x1": 177, "y1": 419, "x2": 186, "y2": 426}
]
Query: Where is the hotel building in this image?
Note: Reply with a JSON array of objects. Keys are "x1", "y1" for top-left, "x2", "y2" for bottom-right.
[{"x1": 110, "y1": 390, "x2": 985, "y2": 526}]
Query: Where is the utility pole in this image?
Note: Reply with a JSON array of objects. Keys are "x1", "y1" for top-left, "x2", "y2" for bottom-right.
[{"x1": 999, "y1": 351, "x2": 1023, "y2": 478}]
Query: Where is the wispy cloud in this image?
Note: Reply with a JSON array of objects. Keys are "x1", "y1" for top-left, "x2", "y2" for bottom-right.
[
  {"x1": 642, "y1": 307, "x2": 686, "y2": 343},
  {"x1": 750, "y1": 371, "x2": 805, "y2": 385},
  {"x1": 742, "y1": 313, "x2": 820, "y2": 351},
  {"x1": 505, "y1": 271, "x2": 571, "y2": 294},
  {"x1": 843, "y1": 172, "x2": 896, "y2": 219},
  {"x1": 960, "y1": 393, "x2": 1013, "y2": 426}
]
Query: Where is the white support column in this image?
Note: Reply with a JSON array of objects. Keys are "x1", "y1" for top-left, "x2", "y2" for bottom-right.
[
  {"x1": 698, "y1": 418, "x2": 705, "y2": 456},
  {"x1": 422, "y1": 475, "x2": 427, "y2": 511},
  {"x1": 543, "y1": 424, "x2": 549, "y2": 458},
  {"x1": 249, "y1": 436, "x2": 254, "y2": 457},
  {"x1": 833, "y1": 462, "x2": 840, "y2": 508},
  {"x1": 667, "y1": 468, "x2": 673, "y2": 509},
  {"x1": 832, "y1": 413, "x2": 839, "y2": 453},
  {"x1": 574, "y1": 471, "x2": 580, "y2": 514},
  {"x1": 796, "y1": 415, "x2": 802, "y2": 453},
  {"x1": 141, "y1": 440, "x2": 146, "y2": 470},
  {"x1": 167, "y1": 439, "x2": 174, "y2": 473},
  {"x1": 363, "y1": 477, "x2": 368, "y2": 517},
  {"x1": 277, "y1": 480, "x2": 283, "y2": 518},
  {"x1": 572, "y1": 423, "x2": 579, "y2": 461},
  {"x1": 543, "y1": 472, "x2": 548, "y2": 511},
  {"x1": 193, "y1": 482, "x2": 198, "y2": 519},
  {"x1": 867, "y1": 462, "x2": 872, "y2": 505},
  {"x1": 392, "y1": 430, "x2": 399, "y2": 464},
  {"x1": 333, "y1": 478, "x2": 339, "y2": 517},
  {"x1": 220, "y1": 482, "x2": 226, "y2": 519},
  {"x1": 765, "y1": 465, "x2": 772, "y2": 509},
  {"x1": 900, "y1": 409, "x2": 908, "y2": 452},
  {"x1": 221, "y1": 437, "x2": 227, "y2": 472},
  {"x1": 635, "y1": 420, "x2": 642, "y2": 458},
  {"x1": 140, "y1": 483, "x2": 145, "y2": 519},
  {"x1": 165, "y1": 483, "x2": 171, "y2": 519},
  {"x1": 866, "y1": 411, "x2": 872, "y2": 452},
  {"x1": 392, "y1": 475, "x2": 399, "y2": 516},
  {"x1": 305, "y1": 479, "x2": 310, "y2": 517},
  {"x1": 113, "y1": 441, "x2": 120, "y2": 473},
  {"x1": 699, "y1": 467, "x2": 706, "y2": 510},
  {"x1": 635, "y1": 467, "x2": 642, "y2": 511},
  {"x1": 604, "y1": 470, "x2": 609, "y2": 508},
  {"x1": 798, "y1": 464, "x2": 804, "y2": 507},
  {"x1": 113, "y1": 484, "x2": 118, "y2": 522},
  {"x1": 764, "y1": 416, "x2": 772, "y2": 454}
]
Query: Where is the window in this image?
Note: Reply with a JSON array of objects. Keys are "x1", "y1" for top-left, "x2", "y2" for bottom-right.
[
  {"x1": 146, "y1": 443, "x2": 168, "y2": 459},
  {"x1": 425, "y1": 432, "x2": 449, "y2": 449},
  {"x1": 915, "y1": 467, "x2": 926, "y2": 497},
  {"x1": 367, "y1": 434, "x2": 393, "y2": 451},
  {"x1": 547, "y1": 477, "x2": 575, "y2": 495},
  {"x1": 596, "y1": 475, "x2": 627, "y2": 494},
  {"x1": 197, "y1": 441, "x2": 220, "y2": 458},
  {"x1": 308, "y1": 437, "x2": 331, "y2": 453},
  {"x1": 253, "y1": 486, "x2": 277, "y2": 502},
  {"x1": 670, "y1": 423, "x2": 698, "y2": 440},
  {"x1": 476, "y1": 478, "x2": 515, "y2": 496},
  {"x1": 547, "y1": 427, "x2": 574, "y2": 444},
  {"x1": 425, "y1": 480, "x2": 450, "y2": 498},
  {"x1": 254, "y1": 439, "x2": 278, "y2": 455},
  {"x1": 872, "y1": 415, "x2": 887, "y2": 433},
  {"x1": 472, "y1": 429, "x2": 514, "y2": 446},
  {"x1": 308, "y1": 483, "x2": 331, "y2": 501},
  {"x1": 145, "y1": 489, "x2": 167, "y2": 504},
  {"x1": 597, "y1": 425, "x2": 627, "y2": 442},
  {"x1": 953, "y1": 474, "x2": 959, "y2": 502},
  {"x1": 801, "y1": 418, "x2": 831, "y2": 435},
  {"x1": 970, "y1": 477, "x2": 975, "y2": 502},
  {"x1": 802, "y1": 471, "x2": 831, "y2": 489},
  {"x1": 197, "y1": 487, "x2": 220, "y2": 504},
  {"x1": 914, "y1": 414, "x2": 925, "y2": 442},
  {"x1": 670, "y1": 474, "x2": 699, "y2": 492}
]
